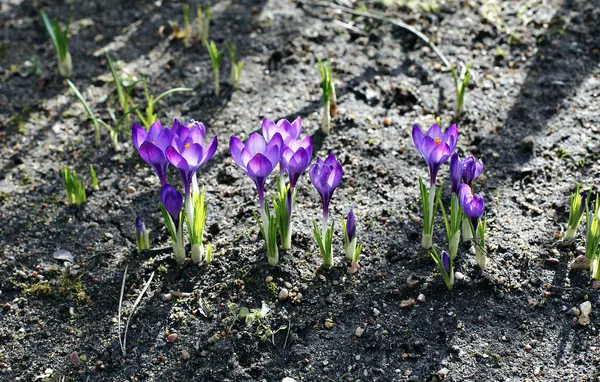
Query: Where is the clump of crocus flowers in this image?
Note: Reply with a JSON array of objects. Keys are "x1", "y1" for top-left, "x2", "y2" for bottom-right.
[
  {"x1": 229, "y1": 117, "x2": 353, "y2": 269},
  {"x1": 412, "y1": 123, "x2": 488, "y2": 288},
  {"x1": 132, "y1": 119, "x2": 217, "y2": 264}
]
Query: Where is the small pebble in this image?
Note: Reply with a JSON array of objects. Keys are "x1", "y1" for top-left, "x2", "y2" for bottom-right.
[
  {"x1": 279, "y1": 288, "x2": 289, "y2": 301},
  {"x1": 566, "y1": 307, "x2": 580, "y2": 317},
  {"x1": 200, "y1": 350, "x2": 209, "y2": 357},
  {"x1": 417, "y1": 294, "x2": 426, "y2": 303},
  {"x1": 265, "y1": 276, "x2": 273, "y2": 283},
  {"x1": 162, "y1": 293, "x2": 173, "y2": 302},
  {"x1": 181, "y1": 349, "x2": 190, "y2": 360},
  {"x1": 167, "y1": 333, "x2": 178, "y2": 342},
  {"x1": 325, "y1": 319, "x2": 335, "y2": 329},
  {"x1": 354, "y1": 327, "x2": 365, "y2": 337},
  {"x1": 400, "y1": 299, "x2": 415, "y2": 309},
  {"x1": 373, "y1": 308, "x2": 380, "y2": 316},
  {"x1": 383, "y1": 117, "x2": 392, "y2": 127},
  {"x1": 454, "y1": 272, "x2": 465, "y2": 281},
  {"x1": 285, "y1": 282, "x2": 292, "y2": 289},
  {"x1": 69, "y1": 352, "x2": 81, "y2": 366},
  {"x1": 525, "y1": 344, "x2": 532, "y2": 351},
  {"x1": 406, "y1": 275, "x2": 419, "y2": 288},
  {"x1": 438, "y1": 367, "x2": 449, "y2": 377}
]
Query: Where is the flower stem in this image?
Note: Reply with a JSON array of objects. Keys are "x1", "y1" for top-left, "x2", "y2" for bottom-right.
[
  {"x1": 462, "y1": 217, "x2": 473, "y2": 241},
  {"x1": 564, "y1": 225, "x2": 577, "y2": 241}
]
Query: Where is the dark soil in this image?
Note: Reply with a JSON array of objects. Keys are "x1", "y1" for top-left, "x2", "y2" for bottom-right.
[{"x1": 1, "y1": 0, "x2": 600, "y2": 381}]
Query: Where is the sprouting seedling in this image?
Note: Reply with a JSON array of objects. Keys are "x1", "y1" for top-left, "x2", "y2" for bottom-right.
[
  {"x1": 66, "y1": 79, "x2": 101, "y2": 147},
  {"x1": 106, "y1": 53, "x2": 135, "y2": 132},
  {"x1": 317, "y1": 58, "x2": 336, "y2": 134},
  {"x1": 565, "y1": 184, "x2": 587, "y2": 241},
  {"x1": 131, "y1": 76, "x2": 193, "y2": 129},
  {"x1": 40, "y1": 10, "x2": 72, "y2": 77},
  {"x1": 451, "y1": 62, "x2": 471, "y2": 118},
  {"x1": 67, "y1": 79, "x2": 133, "y2": 151},
  {"x1": 61, "y1": 166, "x2": 86, "y2": 206},
  {"x1": 234, "y1": 303, "x2": 286, "y2": 344},
  {"x1": 197, "y1": 4, "x2": 211, "y2": 45},
  {"x1": 89, "y1": 164, "x2": 99, "y2": 191},
  {"x1": 585, "y1": 195, "x2": 600, "y2": 280},
  {"x1": 182, "y1": 4, "x2": 193, "y2": 48},
  {"x1": 226, "y1": 42, "x2": 244, "y2": 90},
  {"x1": 206, "y1": 41, "x2": 223, "y2": 97}
]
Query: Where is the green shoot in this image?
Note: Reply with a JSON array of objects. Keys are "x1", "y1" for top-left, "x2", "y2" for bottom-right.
[
  {"x1": 105, "y1": 53, "x2": 132, "y2": 131},
  {"x1": 132, "y1": 76, "x2": 193, "y2": 129},
  {"x1": 61, "y1": 166, "x2": 86, "y2": 206},
  {"x1": 197, "y1": 5, "x2": 211, "y2": 45},
  {"x1": 226, "y1": 42, "x2": 244, "y2": 90},
  {"x1": 89, "y1": 164, "x2": 99, "y2": 190},
  {"x1": 206, "y1": 41, "x2": 223, "y2": 97},
  {"x1": 586, "y1": 195, "x2": 600, "y2": 265},
  {"x1": 313, "y1": 219, "x2": 335, "y2": 268},
  {"x1": 565, "y1": 184, "x2": 587, "y2": 241},
  {"x1": 41, "y1": 10, "x2": 72, "y2": 77},
  {"x1": 430, "y1": 246, "x2": 454, "y2": 290},
  {"x1": 451, "y1": 62, "x2": 471, "y2": 119},
  {"x1": 67, "y1": 79, "x2": 136, "y2": 151},
  {"x1": 66, "y1": 79, "x2": 101, "y2": 147},
  {"x1": 317, "y1": 58, "x2": 336, "y2": 133},
  {"x1": 188, "y1": 186, "x2": 212, "y2": 264},
  {"x1": 183, "y1": 4, "x2": 193, "y2": 48}
]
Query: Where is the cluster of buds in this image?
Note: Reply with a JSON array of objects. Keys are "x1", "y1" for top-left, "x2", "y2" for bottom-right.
[
  {"x1": 412, "y1": 123, "x2": 487, "y2": 289},
  {"x1": 132, "y1": 119, "x2": 217, "y2": 264}
]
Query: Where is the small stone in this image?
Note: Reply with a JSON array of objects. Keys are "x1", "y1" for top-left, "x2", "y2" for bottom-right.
[
  {"x1": 545, "y1": 258, "x2": 560, "y2": 265},
  {"x1": 373, "y1": 308, "x2": 380, "y2": 316},
  {"x1": 2, "y1": 303, "x2": 11, "y2": 311},
  {"x1": 402, "y1": 353, "x2": 409, "y2": 359},
  {"x1": 282, "y1": 378, "x2": 297, "y2": 382},
  {"x1": 94, "y1": 34, "x2": 104, "y2": 43},
  {"x1": 566, "y1": 307, "x2": 580, "y2": 317},
  {"x1": 104, "y1": 232, "x2": 114, "y2": 239},
  {"x1": 347, "y1": 266, "x2": 358, "y2": 275},
  {"x1": 69, "y1": 352, "x2": 81, "y2": 366},
  {"x1": 181, "y1": 349, "x2": 190, "y2": 360},
  {"x1": 126, "y1": 185, "x2": 137, "y2": 194},
  {"x1": 454, "y1": 272, "x2": 465, "y2": 281},
  {"x1": 208, "y1": 333, "x2": 220, "y2": 344},
  {"x1": 265, "y1": 276, "x2": 273, "y2": 283},
  {"x1": 278, "y1": 288, "x2": 289, "y2": 301},
  {"x1": 400, "y1": 299, "x2": 415, "y2": 309},
  {"x1": 438, "y1": 367, "x2": 449, "y2": 377},
  {"x1": 325, "y1": 319, "x2": 335, "y2": 329},
  {"x1": 354, "y1": 327, "x2": 365, "y2": 337},
  {"x1": 408, "y1": 214, "x2": 422, "y2": 224},
  {"x1": 167, "y1": 333, "x2": 178, "y2": 342},
  {"x1": 417, "y1": 294, "x2": 426, "y2": 303},
  {"x1": 162, "y1": 293, "x2": 172, "y2": 302},
  {"x1": 294, "y1": 292, "x2": 303, "y2": 302},
  {"x1": 579, "y1": 301, "x2": 592, "y2": 326},
  {"x1": 53, "y1": 249, "x2": 74, "y2": 263},
  {"x1": 383, "y1": 117, "x2": 392, "y2": 127},
  {"x1": 570, "y1": 255, "x2": 590, "y2": 271},
  {"x1": 524, "y1": 344, "x2": 532, "y2": 351},
  {"x1": 593, "y1": 280, "x2": 600, "y2": 289},
  {"x1": 200, "y1": 350, "x2": 209, "y2": 357},
  {"x1": 285, "y1": 282, "x2": 293, "y2": 289},
  {"x1": 406, "y1": 275, "x2": 420, "y2": 288}
]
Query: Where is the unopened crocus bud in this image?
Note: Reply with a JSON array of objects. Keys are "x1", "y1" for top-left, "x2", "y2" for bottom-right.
[
  {"x1": 135, "y1": 216, "x2": 150, "y2": 252},
  {"x1": 461, "y1": 154, "x2": 484, "y2": 186},
  {"x1": 442, "y1": 250, "x2": 450, "y2": 274},
  {"x1": 449, "y1": 152, "x2": 462, "y2": 195},
  {"x1": 343, "y1": 209, "x2": 362, "y2": 265}
]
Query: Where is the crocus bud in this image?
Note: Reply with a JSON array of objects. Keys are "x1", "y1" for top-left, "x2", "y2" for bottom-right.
[
  {"x1": 343, "y1": 209, "x2": 362, "y2": 265},
  {"x1": 449, "y1": 152, "x2": 462, "y2": 195},
  {"x1": 461, "y1": 154, "x2": 484, "y2": 186},
  {"x1": 161, "y1": 184, "x2": 183, "y2": 227},
  {"x1": 442, "y1": 250, "x2": 450, "y2": 274},
  {"x1": 135, "y1": 216, "x2": 150, "y2": 252},
  {"x1": 459, "y1": 184, "x2": 485, "y2": 234}
]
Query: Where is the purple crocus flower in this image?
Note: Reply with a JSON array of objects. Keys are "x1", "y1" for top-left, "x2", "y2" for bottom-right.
[
  {"x1": 132, "y1": 121, "x2": 174, "y2": 185},
  {"x1": 135, "y1": 216, "x2": 146, "y2": 238},
  {"x1": 230, "y1": 132, "x2": 284, "y2": 206},
  {"x1": 160, "y1": 184, "x2": 183, "y2": 227},
  {"x1": 579, "y1": 191, "x2": 588, "y2": 217},
  {"x1": 309, "y1": 153, "x2": 343, "y2": 220},
  {"x1": 461, "y1": 154, "x2": 484, "y2": 186},
  {"x1": 165, "y1": 132, "x2": 218, "y2": 197},
  {"x1": 346, "y1": 208, "x2": 356, "y2": 241},
  {"x1": 172, "y1": 119, "x2": 207, "y2": 138},
  {"x1": 281, "y1": 136, "x2": 312, "y2": 188},
  {"x1": 412, "y1": 124, "x2": 458, "y2": 185},
  {"x1": 261, "y1": 117, "x2": 302, "y2": 143},
  {"x1": 442, "y1": 250, "x2": 451, "y2": 273},
  {"x1": 449, "y1": 152, "x2": 462, "y2": 195},
  {"x1": 459, "y1": 184, "x2": 485, "y2": 233}
]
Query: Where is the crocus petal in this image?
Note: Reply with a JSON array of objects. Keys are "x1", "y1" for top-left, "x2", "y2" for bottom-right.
[
  {"x1": 326, "y1": 161, "x2": 343, "y2": 190},
  {"x1": 188, "y1": 126, "x2": 206, "y2": 145},
  {"x1": 442, "y1": 250, "x2": 450, "y2": 273},
  {"x1": 286, "y1": 147, "x2": 310, "y2": 187},
  {"x1": 261, "y1": 117, "x2": 277, "y2": 141},
  {"x1": 200, "y1": 136, "x2": 218, "y2": 166},
  {"x1": 160, "y1": 184, "x2": 183, "y2": 225},
  {"x1": 324, "y1": 152, "x2": 338, "y2": 167},
  {"x1": 246, "y1": 132, "x2": 267, "y2": 155},
  {"x1": 428, "y1": 142, "x2": 452, "y2": 166},
  {"x1": 135, "y1": 216, "x2": 145, "y2": 236},
  {"x1": 132, "y1": 124, "x2": 147, "y2": 150},
  {"x1": 181, "y1": 143, "x2": 203, "y2": 168},
  {"x1": 425, "y1": 124, "x2": 442, "y2": 139},
  {"x1": 450, "y1": 152, "x2": 462, "y2": 195},
  {"x1": 147, "y1": 121, "x2": 164, "y2": 141},
  {"x1": 443, "y1": 124, "x2": 459, "y2": 152},
  {"x1": 412, "y1": 124, "x2": 425, "y2": 153},
  {"x1": 229, "y1": 136, "x2": 247, "y2": 170},
  {"x1": 289, "y1": 116, "x2": 303, "y2": 139},
  {"x1": 420, "y1": 136, "x2": 438, "y2": 159},
  {"x1": 154, "y1": 128, "x2": 174, "y2": 151},
  {"x1": 171, "y1": 119, "x2": 184, "y2": 137},
  {"x1": 346, "y1": 209, "x2": 356, "y2": 241},
  {"x1": 165, "y1": 146, "x2": 189, "y2": 170},
  {"x1": 247, "y1": 153, "x2": 276, "y2": 179}
]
